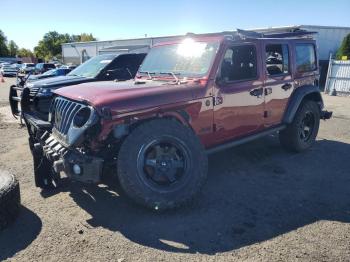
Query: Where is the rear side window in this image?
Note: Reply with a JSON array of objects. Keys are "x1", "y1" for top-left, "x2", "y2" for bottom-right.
[
  {"x1": 265, "y1": 44, "x2": 289, "y2": 75},
  {"x1": 295, "y1": 44, "x2": 316, "y2": 72},
  {"x1": 220, "y1": 45, "x2": 257, "y2": 82}
]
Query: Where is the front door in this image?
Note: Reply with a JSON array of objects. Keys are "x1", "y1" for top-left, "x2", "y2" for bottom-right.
[
  {"x1": 213, "y1": 43, "x2": 265, "y2": 144},
  {"x1": 263, "y1": 41, "x2": 294, "y2": 126}
]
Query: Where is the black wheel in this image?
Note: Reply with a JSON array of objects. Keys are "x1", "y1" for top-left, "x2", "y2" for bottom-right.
[
  {"x1": 280, "y1": 100, "x2": 320, "y2": 152},
  {"x1": 0, "y1": 170, "x2": 21, "y2": 230},
  {"x1": 117, "y1": 119, "x2": 208, "y2": 210}
]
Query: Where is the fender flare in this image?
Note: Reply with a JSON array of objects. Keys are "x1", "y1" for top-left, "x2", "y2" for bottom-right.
[{"x1": 283, "y1": 85, "x2": 324, "y2": 124}]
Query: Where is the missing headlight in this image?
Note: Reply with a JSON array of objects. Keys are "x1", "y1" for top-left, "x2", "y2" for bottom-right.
[{"x1": 73, "y1": 107, "x2": 92, "y2": 128}]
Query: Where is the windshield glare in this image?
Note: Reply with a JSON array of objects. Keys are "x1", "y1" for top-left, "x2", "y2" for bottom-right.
[
  {"x1": 139, "y1": 39, "x2": 219, "y2": 78},
  {"x1": 68, "y1": 54, "x2": 116, "y2": 78}
]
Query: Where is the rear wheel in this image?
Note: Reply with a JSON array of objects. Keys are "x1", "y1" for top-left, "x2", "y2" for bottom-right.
[
  {"x1": 280, "y1": 100, "x2": 320, "y2": 152},
  {"x1": 117, "y1": 119, "x2": 208, "y2": 210}
]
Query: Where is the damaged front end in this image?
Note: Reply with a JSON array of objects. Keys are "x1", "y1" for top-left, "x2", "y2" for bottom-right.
[{"x1": 25, "y1": 95, "x2": 107, "y2": 188}]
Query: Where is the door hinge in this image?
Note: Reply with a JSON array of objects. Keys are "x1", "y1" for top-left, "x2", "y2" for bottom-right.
[{"x1": 213, "y1": 96, "x2": 223, "y2": 106}]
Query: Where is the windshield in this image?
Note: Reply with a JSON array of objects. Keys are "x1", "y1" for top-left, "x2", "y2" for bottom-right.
[
  {"x1": 42, "y1": 69, "x2": 56, "y2": 76},
  {"x1": 139, "y1": 39, "x2": 219, "y2": 78},
  {"x1": 68, "y1": 54, "x2": 116, "y2": 78}
]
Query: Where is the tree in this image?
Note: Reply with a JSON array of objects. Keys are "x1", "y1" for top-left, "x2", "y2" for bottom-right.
[
  {"x1": 0, "y1": 30, "x2": 9, "y2": 57},
  {"x1": 336, "y1": 33, "x2": 350, "y2": 60},
  {"x1": 17, "y1": 48, "x2": 34, "y2": 58},
  {"x1": 34, "y1": 31, "x2": 96, "y2": 61},
  {"x1": 78, "y1": 33, "x2": 96, "y2": 42},
  {"x1": 8, "y1": 40, "x2": 18, "y2": 57}
]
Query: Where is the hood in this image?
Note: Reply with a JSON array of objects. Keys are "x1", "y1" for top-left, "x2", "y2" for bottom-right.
[
  {"x1": 54, "y1": 80, "x2": 204, "y2": 115},
  {"x1": 26, "y1": 75, "x2": 94, "y2": 89},
  {"x1": 27, "y1": 74, "x2": 52, "y2": 81}
]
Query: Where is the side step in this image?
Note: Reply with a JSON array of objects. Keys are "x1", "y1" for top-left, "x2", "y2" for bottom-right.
[{"x1": 206, "y1": 125, "x2": 286, "y2": 155}]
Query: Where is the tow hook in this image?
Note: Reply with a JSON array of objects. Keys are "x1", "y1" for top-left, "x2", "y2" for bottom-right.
[{"x1": 321, "y1": 110, "x2": 333, "y2": 120}]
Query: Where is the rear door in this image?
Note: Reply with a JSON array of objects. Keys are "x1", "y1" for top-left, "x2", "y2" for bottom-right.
[
  {"x1": 263, "y1": 40, "x2": 294, "y2": 127},
  {"x1": 212, "y1": 42, "x2": 265, "y2": 144}
]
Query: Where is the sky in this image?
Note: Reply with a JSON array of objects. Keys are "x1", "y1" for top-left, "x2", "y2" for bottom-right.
[{"x1": 1, "y1": 0, "x2": 349, "y2": 51}]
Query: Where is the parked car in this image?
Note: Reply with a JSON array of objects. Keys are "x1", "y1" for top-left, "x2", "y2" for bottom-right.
[
  {"x1": 21, "y1": 30, "x2": 333, "y2": 210},
  {"x1": 1, "y1": 63, "x2": 19, "y2": 76},
  {"x1": 0, "y1": 62, "x2": 10, "y2": 69},
  {"x1": 34, "y1": 63, "x2": 56, "y2": 74},
  {"x1": 60, "y1": 64, "x2": 77, "y2": 70},
  {"x1": 20, "y1": 63, "x2": 36, "y2": 74},
  {"x1": 27, "y1": 68, "x2": 71, "y2": 81},
  {"x1": 10, "y1": 53, "x2": 146, "y2": 120}
]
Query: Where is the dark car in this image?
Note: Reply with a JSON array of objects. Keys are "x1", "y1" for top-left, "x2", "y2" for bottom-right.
[
  {"x1": 34, "y1": 63, "x2": 56, "y2": 74},
  {"x1": 22, "y1": 30, "x2": 332, "y2": 210},
  {"x1": 11, "y1": 53, "x2": 146, "y2": 120},
  {"x1": 27, "y1": 68, "x2": 72, "y2": 81}
]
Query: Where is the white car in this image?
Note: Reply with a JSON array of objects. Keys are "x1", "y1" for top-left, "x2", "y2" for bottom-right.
[
  {"x1": 0, "y1": 64, "x2": 19, "y2": 76},
  {"x1": 20, "y1": 63, "x2": 36, "y2": 74}
]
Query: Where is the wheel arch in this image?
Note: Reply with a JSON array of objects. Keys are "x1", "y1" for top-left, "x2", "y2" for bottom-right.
[
  {"x1": 283, "y1": 85, "x2": 324, "y2": 124},
  {"x1": 111, "y1": 109, "x2": 195, "y2": 142}
]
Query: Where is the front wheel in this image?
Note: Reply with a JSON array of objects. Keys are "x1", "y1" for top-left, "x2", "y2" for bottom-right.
[
  {"x1": 279, "y1": 100, "x2": 320, "y2": 152},
  {"x1": 117, "y1": 119, "x2": 208, "y2": 210}
]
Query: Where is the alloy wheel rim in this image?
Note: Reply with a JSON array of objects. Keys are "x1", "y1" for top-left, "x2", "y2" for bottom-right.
[
  {"x1": 137, "y1": 137, "x2": 190, "y2": 191},
  {"x1": 299, "y1": 111, "x2": 315, "y2": 142}
]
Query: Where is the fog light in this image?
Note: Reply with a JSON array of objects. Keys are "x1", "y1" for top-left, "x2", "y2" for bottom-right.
[{"x1": 73, "y1": 164, "x2": 81, "y2": 175}]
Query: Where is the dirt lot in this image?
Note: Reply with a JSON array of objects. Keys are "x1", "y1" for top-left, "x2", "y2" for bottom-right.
[{"x1": 0, "y1": 77, "x2": 349, "y2": 261}]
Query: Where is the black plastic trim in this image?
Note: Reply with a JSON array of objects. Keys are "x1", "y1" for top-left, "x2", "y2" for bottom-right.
[{"x1": 283, "y1": 85, "x2": 323, "y2": 124}]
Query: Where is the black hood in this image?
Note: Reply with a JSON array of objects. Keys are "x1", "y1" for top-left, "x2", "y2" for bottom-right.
[{"x1": 26, "y1": 75, "x2": 96, "y2": 89}]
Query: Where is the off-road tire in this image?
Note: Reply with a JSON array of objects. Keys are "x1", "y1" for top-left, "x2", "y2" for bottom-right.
[
  {"x1": 280, "y1": 100, "x2": 320, "y2": 152},
  {"x1": 117, "y1": 119, "x2": 208, "y2": 210},
  {"x1": 0, "y1": 170, "x2": 21, "y2": 230}
]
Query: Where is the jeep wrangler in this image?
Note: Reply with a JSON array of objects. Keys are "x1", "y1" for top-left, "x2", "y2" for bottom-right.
[{"x1": 23, "y1": 30, "x2": 332, "y2": 210}]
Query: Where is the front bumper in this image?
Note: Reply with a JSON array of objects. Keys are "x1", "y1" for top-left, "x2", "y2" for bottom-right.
[
  {"x1": 23, "y1": 112, "x2": 104, "y2": 184},
  {"x1": 37, "y1": 131, "x2": 103, "y2": 184}
]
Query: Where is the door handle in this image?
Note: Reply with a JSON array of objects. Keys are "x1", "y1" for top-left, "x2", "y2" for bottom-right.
[
  {"x1": 281, "y1": 83, "x2": 292, "y2": 91},
  {"x1": 250, "y1": 88, "x2": 264, "y2": 97}
]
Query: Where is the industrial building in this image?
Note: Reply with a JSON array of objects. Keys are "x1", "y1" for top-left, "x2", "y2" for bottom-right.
[{"x1": 62, "y1": 25, "x2": 350, "y2": 87}]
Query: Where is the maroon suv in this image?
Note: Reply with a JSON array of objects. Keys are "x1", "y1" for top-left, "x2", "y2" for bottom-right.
[{"x1": 24, "y1": 30, "x2": 332, "y2": 210}]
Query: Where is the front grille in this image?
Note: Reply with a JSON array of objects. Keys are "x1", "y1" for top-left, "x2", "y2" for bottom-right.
[
  {"x1": 51, "y1": 97, "x2": 84, "y2": 136},
  {"x1": 29, "y1": 87, "x2": 40, "y2": 97}
]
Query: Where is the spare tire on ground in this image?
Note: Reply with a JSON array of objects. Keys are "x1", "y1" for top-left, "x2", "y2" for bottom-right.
[{"x1": 0, "y1": 170, "x2": 21, "y2": 230}]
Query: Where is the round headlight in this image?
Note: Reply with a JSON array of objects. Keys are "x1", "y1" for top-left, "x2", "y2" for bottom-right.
[{"x1": 73, "y1": 107, "x2": 91, "y2": 128}]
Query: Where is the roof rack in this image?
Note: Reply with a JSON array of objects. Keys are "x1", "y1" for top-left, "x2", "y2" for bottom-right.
[{"x1": 236, "y1": 29, "x2": 317, "y2": 39}]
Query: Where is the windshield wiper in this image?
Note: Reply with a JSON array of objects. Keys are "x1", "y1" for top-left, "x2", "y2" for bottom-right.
[
  {"x1": 139, "y1": 71, "x2": 155, "y2": 80},
  {"x1": 159, "y1": 72, "x2": 181, "y2": 84}
]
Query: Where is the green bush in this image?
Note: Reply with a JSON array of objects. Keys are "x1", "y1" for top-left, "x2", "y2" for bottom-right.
[{"x1": 336, "y1": 33, "x2": 350, "y2": 60}]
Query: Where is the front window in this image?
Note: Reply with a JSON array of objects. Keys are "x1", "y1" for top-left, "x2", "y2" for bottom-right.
[
  {"x1": 68, "y1": 54, "x2": 116, "y2": 78},
  {"x1": 139, "y1": 39, "x2": 219, "y2": 78},
  {"x1": 220, "y1": 45, "x2": 257, "y2": 82}
]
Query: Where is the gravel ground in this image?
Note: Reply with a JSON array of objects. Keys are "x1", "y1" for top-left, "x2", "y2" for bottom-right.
[{"x1": 0, "y1": 77, "x2": 349, "y2": 262}]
